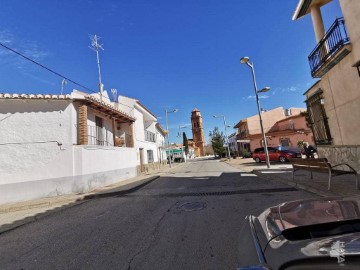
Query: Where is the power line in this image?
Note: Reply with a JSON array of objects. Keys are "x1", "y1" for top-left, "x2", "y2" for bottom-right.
[
  {"x1": 0, "y1": 41, "x2": 135, "y2": 109},
  {"x1": 0, "y1": 41, "x2": 94, "y2": 93}
]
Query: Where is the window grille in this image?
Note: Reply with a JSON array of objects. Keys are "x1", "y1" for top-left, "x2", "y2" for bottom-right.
[
  {"x1": 306, "y1": 91, "x2": 332, "y2": 145},
  {"x1": 147, "y1": 150, "x2": 154, "y2": 163}
]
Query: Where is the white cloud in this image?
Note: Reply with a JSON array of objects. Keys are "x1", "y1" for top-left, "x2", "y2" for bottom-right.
[
  {"x1": 0, "y1": 28, "x2": 49, "y2": 67},
  {"x1": 0, "y1": 29, "x2": 14, "y2": 45},
  {"x1": 279, "y1": 85, "x2": 299, "y2": 93}
]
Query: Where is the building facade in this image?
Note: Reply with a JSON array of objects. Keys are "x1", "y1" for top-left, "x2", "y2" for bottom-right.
[
  {"x1": 0, "y1": 90, "x2": 137, "y2": 204},
  {"x1": 293, "y1": 0, "x2": 360, "y2": 167},
  {"x1": 228, "y1": 132, "x2": 238, "y2": 157},
  {"x1": 0, "y1": 89, "x2": 166, "y2": 204},
  {"x1": 234, "y1": 107, "x2": 309, "y2": 155},
  {"x1": 118, "y1": 95, "x2": 167, "y2": 173},
  {"x1": 191, "y1": 108, "x2": 205, "y2": 157}
]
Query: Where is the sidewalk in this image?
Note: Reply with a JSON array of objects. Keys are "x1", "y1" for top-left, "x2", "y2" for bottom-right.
[
  {"x1": 225, "y1": 157, "x2": 360, "y2": 198},
  {"x1": 0, "y1": 163, "x2": 184, "y2": 234}
]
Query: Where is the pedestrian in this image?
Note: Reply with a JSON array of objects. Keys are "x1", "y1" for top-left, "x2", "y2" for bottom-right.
[{"x1": 304, "y1": 143, "x2": 316, "y2": 158}]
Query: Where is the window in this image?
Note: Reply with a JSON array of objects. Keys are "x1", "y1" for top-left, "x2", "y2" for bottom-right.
[
  {"x1": 147, "y1": 150, "x2": 154, "y2": 163},
  {"x1": 145, "y1": 130, "x2": 156, "y2": 142},
  {"x1": 280, "y1": 138, "x2": 290, "y2": 147},
  {"x1": 306, "y1": 90, "x2": 332, "y2": 145},
  {"x1": 254, "y1": 148, "x2": 264, "y2": 153},
  {"x1": 95, "y1": 116, "x2": 104, "y2": 145}
]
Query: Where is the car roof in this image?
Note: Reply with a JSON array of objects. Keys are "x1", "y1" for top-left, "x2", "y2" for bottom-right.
[
  {"x1": 259, "y1": 197, "x2": 360, "y2": 232},
  {"x1": 256, "y1": 197, "x2": 360, "y2": 243}
]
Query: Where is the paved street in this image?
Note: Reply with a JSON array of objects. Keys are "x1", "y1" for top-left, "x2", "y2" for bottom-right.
[{"x1": 0, "y1": 158, "x2": 318, "y2": 270}]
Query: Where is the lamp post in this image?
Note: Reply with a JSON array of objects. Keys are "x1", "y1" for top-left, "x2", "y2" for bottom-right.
[
  {"x1": 177, "y1": 125, "x2": 188, "y2": 141},
  {"x1": 178, "y1": 125, "x2": 188, "y2": 162},
  {"x1": 213, "y1": 115, "x2": 231, "y2": 160},
  {"x1": 165, "y1": 108, "x2": 179, "y2": 168},
  {"x1": 240, "y1": 56, "x2": 271, "y2": 168}
]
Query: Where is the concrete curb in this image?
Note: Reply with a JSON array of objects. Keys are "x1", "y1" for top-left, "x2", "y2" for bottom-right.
[
  {"x1": 0, "y1": 175, "x2": 161, "y2": 235},
  {"x1": 83, "y1": 175, "x2": 160, "y2": 199},
  {"x1": 0, "y1": 200, "x2": 88, "y2": 235}
]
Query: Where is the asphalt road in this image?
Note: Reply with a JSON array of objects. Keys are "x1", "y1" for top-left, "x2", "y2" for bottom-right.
[{"x1": 0, "y1": 158, "x2": 318, "y2": 270}]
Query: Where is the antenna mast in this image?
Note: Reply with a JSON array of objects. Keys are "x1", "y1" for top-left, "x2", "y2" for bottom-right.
[
  {"x1": 61, "y1": 79, "x2": 67, "y2": 95},
  {"x1": 89, "y1": 34, "x2": 104, "y2": 101},
  {"x1": 111, "y1": 88, "x2": 118, "y2": 106}
]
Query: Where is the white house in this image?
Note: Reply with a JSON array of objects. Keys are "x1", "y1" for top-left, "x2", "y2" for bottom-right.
[
  {"x1": 228, "y1": 132, "x2": 238, "y2": 157},
  {"x1": 0, "y1": 90, "x2": 141, "y2": 204},
  {"x1": 155, "y1": 123, "x2": 168, "y2": 165},
  {"x1": 118, "y1": 95, "x2": 167, "y2": 173}
]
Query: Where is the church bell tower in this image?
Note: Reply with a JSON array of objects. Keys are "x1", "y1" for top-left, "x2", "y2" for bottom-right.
[{"x1": 191, "y1": 108, "x2": 205, "y2": 157}]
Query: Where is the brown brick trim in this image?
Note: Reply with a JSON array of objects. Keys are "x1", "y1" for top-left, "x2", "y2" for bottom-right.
[{"x1": 79, "y1": 104, "x2": 88, "y2": 145}]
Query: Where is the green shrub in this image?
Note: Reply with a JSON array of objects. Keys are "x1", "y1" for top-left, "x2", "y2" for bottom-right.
[{"x1": 242, "y1": 150, "x2": 252, "y2": 158}]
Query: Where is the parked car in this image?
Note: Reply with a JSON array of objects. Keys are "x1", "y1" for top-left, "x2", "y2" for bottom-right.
[
  {"x1": 252, "y1": 147, "x2": 301, "y2": 163},
  {"x1": 238, "y1": 197, "x2": 360, "y2": 269}
]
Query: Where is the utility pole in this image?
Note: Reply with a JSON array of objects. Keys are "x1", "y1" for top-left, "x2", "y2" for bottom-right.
[{"x1": 89, "y1": 35, "x2": 104, "y2": 101}]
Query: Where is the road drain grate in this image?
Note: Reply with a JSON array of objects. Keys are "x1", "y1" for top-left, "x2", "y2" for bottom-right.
[{"x1": 131, "y1": 187, "x2": 298, "y2": 198}]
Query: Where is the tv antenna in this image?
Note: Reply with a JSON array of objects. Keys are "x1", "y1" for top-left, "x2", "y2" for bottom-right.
[
  {"x1": 111, "y1": 88, "x2": 118, "y2": 103},
  {"x1": 89, "y1": 34, "x2": 104, "y2": 101},
  {"x1": 61, "y1": 79, "x2": 67, "y2": 95}
]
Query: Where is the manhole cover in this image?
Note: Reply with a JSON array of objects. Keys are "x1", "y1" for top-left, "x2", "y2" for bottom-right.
[{"x1": 180, "y1": 202, "x2": 207, "y2": 212}]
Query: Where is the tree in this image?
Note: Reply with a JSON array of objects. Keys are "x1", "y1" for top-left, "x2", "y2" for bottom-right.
[
  {"x1": 183, "y1": 132, "x2": 189, "y2": 155},
  {"x1": 209, "y1": 127, "x2": 225, "y2": 157}
]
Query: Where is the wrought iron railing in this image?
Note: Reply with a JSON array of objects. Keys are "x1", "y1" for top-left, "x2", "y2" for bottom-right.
[
  {"x1": 88, "y1": 126, "x2": 114, "y2": 146},
  {"x1": 237, "y1": 130, "x2": 249, "y2": 139},
  {"x1": 308, "y1": 18, "x2": 350, "y2": 76},
  {"x1": 306, "y1": 92, "x2": 332, "y2": 145}
]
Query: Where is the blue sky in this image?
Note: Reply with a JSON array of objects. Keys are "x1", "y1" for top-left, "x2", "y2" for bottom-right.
[{"x1": 0, "y1": 0, "x2": 342, "y2": 143}]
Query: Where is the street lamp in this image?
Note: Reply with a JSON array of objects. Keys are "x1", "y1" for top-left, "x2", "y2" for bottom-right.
[
  {"x1": 178, "y1": 125, "x2": 188, "y2": 162},
  {"x1": 165, "y1": 108, "x2": 179, "y2": 168},
  {"x1": 177, "y1": 125, "x2": 189, "y2": 139},
  {"x1": 213, "y1": 115, "x2": 231, "y2": 160},
  {"x1": 240, "y1": 56, "x2": 271, "y2": 168}
]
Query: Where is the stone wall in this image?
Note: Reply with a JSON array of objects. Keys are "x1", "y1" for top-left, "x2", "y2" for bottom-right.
[
  {"x1": 136, "y1": 161, "x2": 168, "y2": 175},
  {"x1": 318, "y1": 145, "x2": 360, "y2": 171}
]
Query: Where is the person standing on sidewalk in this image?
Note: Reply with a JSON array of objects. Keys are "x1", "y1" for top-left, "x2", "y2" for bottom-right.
[{"x1": 304, "y1": 143, "x2": 316, "y2": 159}]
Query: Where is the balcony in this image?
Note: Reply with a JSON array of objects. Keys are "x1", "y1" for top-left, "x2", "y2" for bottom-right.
[
  {"x1": 87, "y1": 126, "x2": 132, "y2": 147},
  {"x1": 88, "y1": 126, "x2": 114, "y2": 146},
  {"x1": 308, "y1": 18, "x2": 351, "y2": 78},
  {"x1": 236, "y1": 130, "x2": 249, "y2": 139}
]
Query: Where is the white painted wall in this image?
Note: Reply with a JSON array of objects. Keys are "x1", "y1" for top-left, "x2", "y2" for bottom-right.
[
  {"x1": 228, "y1": 133, "x2": 237, "y2": 153},
  {"x1": 0, "y1": 100, "x2": 75, "y2": 183},
  {"x1": 72, "y1": 145, "x2": 137, "y2": 190},
  {"x1": 118, "y1": 95, "x2": 160, "y2": 165},
  {"x1": 0, "y1": 98, "x2": 138, "y2": 204}
]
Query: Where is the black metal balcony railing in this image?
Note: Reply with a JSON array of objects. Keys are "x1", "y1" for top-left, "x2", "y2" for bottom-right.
[
  {"x1": 237, "y1": 130, "x2": 249, "y2": 139},
  {"x1": 308, "y1": 18, "x2": 350, "y2": 77}
]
